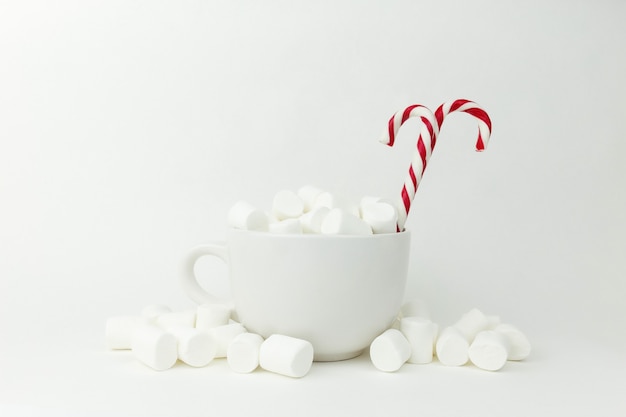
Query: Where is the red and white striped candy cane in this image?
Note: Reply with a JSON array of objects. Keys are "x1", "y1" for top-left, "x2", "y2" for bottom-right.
[
  {"x1": 379, "y1": 104, "x2": 438, "y2": 231},
  {"x1": 380, "y1": 99, "x2": 492, "y2": 231},
  {"x1": 434, "y1": 99, "x2": 492, "y2": 151}
]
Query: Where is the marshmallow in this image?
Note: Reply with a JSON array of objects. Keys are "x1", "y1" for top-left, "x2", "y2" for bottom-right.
[
  {"x1": 369, "y1": 329, "x2": 411, "y2": 372},
  {"x1": 360, "y1": 201, "x2": 398, "y2": 234},
  {"x1": 400, "y1": 317, "x2": 437, "y2": 364},
  {"x1": 269, "y1": 218, "x2": 303, "y2": 234},
  {"x1": 228, "y1": 200, "x2": 269, "y2": 231},
  {"x1": 297, "y1": 185, "x2": 324, "y2": 212},
  {"x1": 259, "y1": 334, "x2": 314, "y2": 378},
  {"x1": 208, "y1": 323, "x2": 247, "y2": 358},
  {"x1": 155, "y1": 310, "x2": 196, "y2": 330},
  {"x1": 299, "y1": 206, "x2": 330, "y2": 234},
  {"x1": 227, "y1": 332, "x2": 264, "y2": 373},
  {"x1": 359, "y1": 195, "x2": 382, "y2": 207},
  {"x1": 400, "y1": 298, "x2": 431, "y2": 320},
  {"x1": 453, "y1": 308, "x2": 489, "y2": 342},
  {"x1": 131, "y1": 325, "x2": 178, "y2": 371},
  {"x1": 195, "y1": 303, "x2": 232, "y2": 330},
  {"x1": 140, "y1": 305, "x2": 172, "y2": 321},
  {"x1": 313, "y1": 192, "x2": 360, "y2": 217},
  {"x1": 168, "y1": 327, "x2": 216, "y2": 367},
  {"x1": 321, "y1": 208, "x2": 373, "y2": 235},
  {"x1": 272, "y1": 190, "x2": 304, "y2": 220},
  {"x1": 494, "y1": 323, "x2": 531, "y2": 361},
  {"x1": 105, "y1": 316, "x2": 151, "y2": 350},
  {"x1": 435, "y1": 326, "x2": 469, "y2": 366},
  {"x1": 468, "y1": 330, "x2": 510, "y2": 371}
]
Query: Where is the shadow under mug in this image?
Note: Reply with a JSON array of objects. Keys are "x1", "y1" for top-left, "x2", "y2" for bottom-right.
[{"x1": 181, "y1": 229, "x2": 411, "y2": 361}]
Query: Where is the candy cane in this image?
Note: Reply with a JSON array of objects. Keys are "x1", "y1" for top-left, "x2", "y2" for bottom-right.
[
  {"x1": 379, "y1": 104, "x2": 438, "y2": 231},
  {"x1": 380, "y1": 100, "x2": 492, "y2": 231},
  {"x1": 434, "y1": 99, "x2": 492, "y2": 151}
]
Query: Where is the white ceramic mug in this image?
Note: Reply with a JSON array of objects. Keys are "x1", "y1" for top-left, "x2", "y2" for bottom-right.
[{"x1": 181, "y1": 229, "x2": 411, "y2": 361}]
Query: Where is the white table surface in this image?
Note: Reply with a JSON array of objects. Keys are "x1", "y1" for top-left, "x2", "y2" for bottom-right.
[{"x1": 1, "y1": 299, "x2": 624, "y2": 417}]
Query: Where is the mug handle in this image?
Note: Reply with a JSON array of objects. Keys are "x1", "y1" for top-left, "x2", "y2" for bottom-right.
[{"x1": 181, "y1": 243, "x2": 230, "y2": 305}]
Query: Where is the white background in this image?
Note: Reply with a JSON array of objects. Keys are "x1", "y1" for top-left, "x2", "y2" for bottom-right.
[{"x1": 1, "y1": 0, "x2": 625, "y2": 416}]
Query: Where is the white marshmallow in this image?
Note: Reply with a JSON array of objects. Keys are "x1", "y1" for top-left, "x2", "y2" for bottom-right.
[
  {"x1": 400, "y1": 317, "x2": 437, "y2": 364},
  {"x1": 359, "y1": 195, "x2": 382, "y2": 207},
  {"x1": 400, "y1": 298, "x2": 431, "y2": 320},
  {"x1": 299, "y1": 206, "x2": 330, "y2": 234},
  {"x1": 105, "y1": 315, "x2": 150, "y2": 350},
  {"x1": 369, "y1": 329, "x2": 411, "y2": 372},
  {"x1": 435, "y1": 326, "x2": 469, "y2": 366},
  {"x1": 269, "y1": 218, "x2": 303, "y2": 234},
  {"x1": 272, "y1": 190, "x2": 304, "y2": 220},
  {"x1": 494, "y1": 323, "x2": 531, "y2": 361},
  {"x1": 297, "y1": 185, "x2": 324, "y2": 212},
  {"x1": 259, "y1": 334, "x2": 314, "y2": 378},
  {"x1": 313, "y1": 192, "x2": 360, "y2": 217},
  {"x1": 469, "y1": 330, "x2": 510, "y2": 371},
  {"x1": 207, "y1": 323, "x2": 247, "y2": 358},
  {"x1": 140, "y1": 305, "x2": 172, "y2": 321},
  {"x1": 227, "y1": 332, "x2": 264, "y2": 373},
  {"x1": 321, "y1": 208, "x2": 373, "y2": 235},
  {"x1": 168, "y1": 327, "x2": 216, "y2": 367},
  {"x1": 155, "y1": 310, "x2": 196, "y2": 330},
  {"x1": 131, "y1": 325, "x2": 178, "y2": 371},
  {"x1": 195, "y1": 303, "x2": 232, "y2": 330},
  {"x1": 360, "y1": 201, "x2": 398, "y2": 234},
  {"x1": 453, "y1": 308, "x2": 489, "y2": 342},
  {"x1": 228, "y1": 200, "x2": 269, "y2": 231}
]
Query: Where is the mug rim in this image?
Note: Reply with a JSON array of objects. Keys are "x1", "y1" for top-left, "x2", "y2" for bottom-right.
[{"x1": 229, "y1": 228, "x2": 410, "y2": 240}]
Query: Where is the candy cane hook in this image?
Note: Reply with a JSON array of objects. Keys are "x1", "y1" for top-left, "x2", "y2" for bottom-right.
[{"x1": 379, "y1": 104, "x2": 438, "y2": 231}]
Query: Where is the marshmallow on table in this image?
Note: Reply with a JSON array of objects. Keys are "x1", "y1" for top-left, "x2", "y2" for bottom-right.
[
  {"x1": 105, "y1": 316, "x2": 151, "y2": 350},
  {"x1": 269, "y1": 218, "x2": 303, "y2": 234},
  {"x1": 259, "y1": 334, "x2": 314, "y2": 378},
  {"x1": 228, "y1": 200, "x2": 269, "y2": 232},
  {"x1": 195, "y1": 303, "x2": 232, "y2": 330},
  {"x1": 468, "y1": 330, "x2": 510, "y2": 371},
  {"x1": 155, "y1": 310, "x2": 196, "y2": 330},
  {"x1": 208, "y1": 323, "x2": 247, "y2": 358},
  {"x1": 400, "y1": 317, "x2": 437, "y2": 364},
  {"x1": 299, "y1": 206, "x2": 330, "y2": 234},
  {"x1": 168, "y1": 327, "x2": 216, "y2": 367},
  {"x1": 453, "y1": 308, "x2": 489, "y2": 343},
  {"x1": 141, "y1": 305, "x2": 172, "y2": 321},
  {"x1": 131, "y1": 324, "x2": 178, "y2": 371},
  {"x1": 369, "y1": 329, "x2": 411, "y2": 372},
  {"x1": 297, "y1": 185, "x2": 324, "y2": 212},
  {"x1": 435, "y1": 326, "x2": 470, "y2": 366},
  {"x1": 272, "y1": 190, "x2": 304, "y2": 220},
  {"x1": 321, "y1": 208, "x2": 373, "y2": 235},
  {"x1": 493, "y1": 323, "x2": 531, "y2": 361},
  {"x1": 227, "y1": 332, "x2": 264, "y2": 373},
  {"x1": 360, "y1": 201, "x2": 398, "y2": 234}
]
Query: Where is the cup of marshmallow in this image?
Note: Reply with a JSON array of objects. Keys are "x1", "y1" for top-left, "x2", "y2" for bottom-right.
[{"x1": 105, "y1": 185, "x2": 530, "y2": 377}]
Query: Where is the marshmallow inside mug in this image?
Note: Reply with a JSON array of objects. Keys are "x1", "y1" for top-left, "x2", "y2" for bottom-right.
[{"x1": 181, "y1": 229, "x2": 410, "y2": 361}]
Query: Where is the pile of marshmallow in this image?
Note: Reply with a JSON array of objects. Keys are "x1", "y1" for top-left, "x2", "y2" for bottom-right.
[
  {"x1": 228, "y1": 185, "x2": 398, "y2": 235},
  {"x1": 106, "y1": 300, "x2": 530, "y2": 377},
  {"x1": 372, "y1": 301, "x2": 531, "y2": 372},
  {"x1": 106, "y1": 302, "x2": 314, "y2": 378}
]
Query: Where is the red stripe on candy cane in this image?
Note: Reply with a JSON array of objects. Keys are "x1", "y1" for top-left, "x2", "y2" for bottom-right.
[
  {"x1": 434, "y1": 99, "x2": 492, "y2": 151},
  {"x1": 380, "y1": 99, "x2": 492, "y2": 232},
  {"x1": 379, "y1": 105, "x2": 438, "y2": 231}
]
